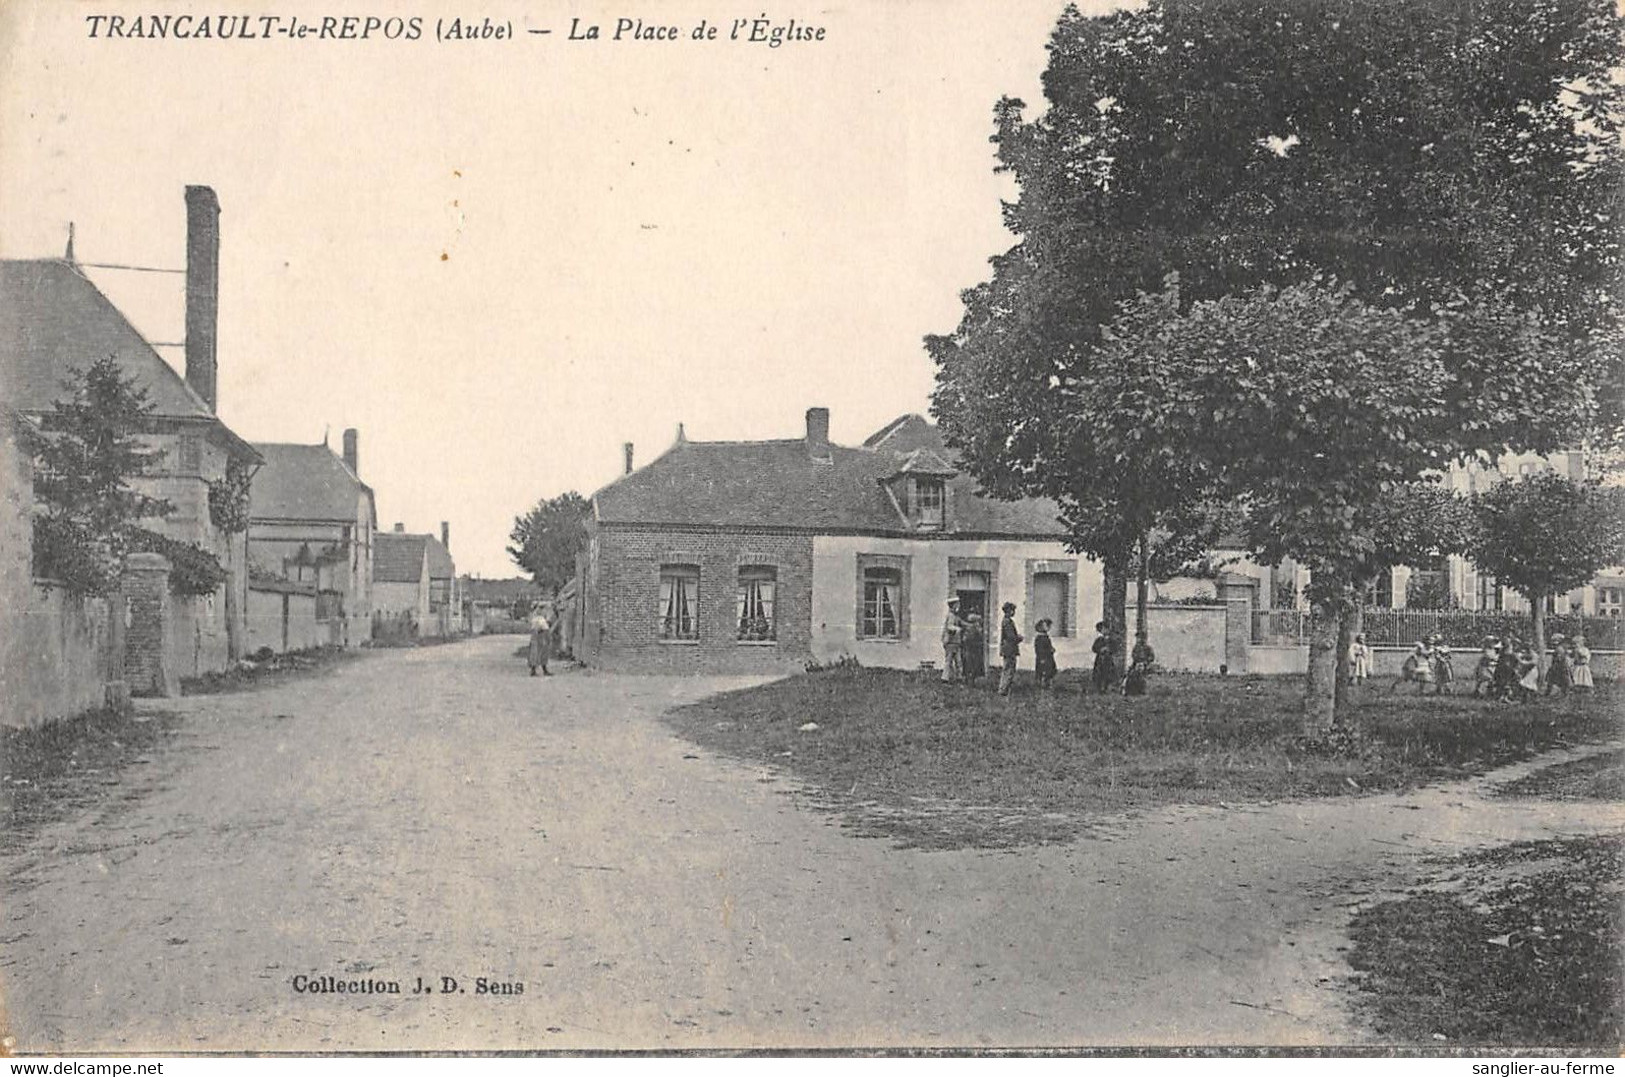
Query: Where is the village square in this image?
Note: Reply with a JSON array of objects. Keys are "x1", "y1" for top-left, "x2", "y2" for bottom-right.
[{"x1": 2, "y1": 0, "x2": 1624, "y2": 1058}]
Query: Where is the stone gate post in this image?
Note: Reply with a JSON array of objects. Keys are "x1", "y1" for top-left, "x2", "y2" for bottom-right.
[{"x1": 123, "y1": 552, "x2": 174, "y2": 698}]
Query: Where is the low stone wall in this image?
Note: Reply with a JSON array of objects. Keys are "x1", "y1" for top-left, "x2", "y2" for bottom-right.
[
  {"x1": 1, "y1": 583, "x2": 116, "y2": 728},
  {"x1": 1125, "y1": 604, "x2": 1229, "y2": 673}
]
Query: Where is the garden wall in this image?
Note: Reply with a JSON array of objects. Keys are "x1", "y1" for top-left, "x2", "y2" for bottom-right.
[
  {"x1": 1, "y1": 584, "x2": 116, "y2": 728},
  {"x1": 1122, "y1": 604, "x2": 1228, "y2": 672},
  {"x1": 246, "y1": 584, "x2": 323, "y2": 655}
]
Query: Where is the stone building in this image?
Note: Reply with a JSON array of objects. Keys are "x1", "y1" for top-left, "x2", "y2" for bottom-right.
[
  {"x1": 247, "y1": 430, "x2": 376, "y2": 647},
  {"x1": 571, "y1": 408, "x2": 1105, "y2": 673},
  {"x1": 0, "y1": 185, "x2": 261, "y2": 688},
  {"x1": 372, "y1": 524, "x2": 459, "y2": 639}
]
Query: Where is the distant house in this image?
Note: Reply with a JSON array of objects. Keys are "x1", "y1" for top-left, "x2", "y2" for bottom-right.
[
  {"x1": 572, "y1": 408, "x2": 1101, "y2": 672},
  {"x1": 0, "y1": 186, "x2": 262, "y2": 684},
  {"x1": 460, "y1": 575, "x2": 543, "y2": 633},
  {"x1": 373, "y1": 524, "x2": 460, "y2": 639},
  {"x1": 247, "y1": 430, "x2": 376, "y2": 647}
]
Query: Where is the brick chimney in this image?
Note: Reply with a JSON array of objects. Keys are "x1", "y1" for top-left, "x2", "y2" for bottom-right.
[
  {"x1": 623, "y1": 442, "x2": 634, "y2": 475},
  {"x1": 805, "y1": 406, "x2": 831, "y2": 462},
  {"x1": 440, "y1": 521, "x2": 450, "y2": 551},
  {"x1": 342, "y1": 428, "x2": 359, "y2": 476},
  {"x1": 184, "y1": 185, "x2": 220, "y2": 412},
  {"x1": 393, "y1": 522, "x2": 405, "y2": 533}
]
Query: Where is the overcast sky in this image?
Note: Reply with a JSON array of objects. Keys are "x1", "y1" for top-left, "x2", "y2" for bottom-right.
[{"x1": 0, "y1": 0, "x2": 1111, "y2": 577}]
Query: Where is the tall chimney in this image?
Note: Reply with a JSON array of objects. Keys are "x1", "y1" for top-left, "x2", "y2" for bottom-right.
[
  {"x1": 440, "y1": 521, "x2": 450, "y2": 551},
  {"x1": 342, "y1": 428, "x2": 359, "y2": 476},
  {"x1": 623, "y1": 442, "x2": 634, "y2": 475},
  {"x1": 184, "y1": 185, "x2": 220, "y2": 412},
  {"x1": 805, "y1": 406, "x2": 831, "y2": 461}
]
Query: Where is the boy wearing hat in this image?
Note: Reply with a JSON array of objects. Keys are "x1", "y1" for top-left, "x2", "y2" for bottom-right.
[{"x1": 998, "y1": 601, "x2": 1023, "y2": 696}]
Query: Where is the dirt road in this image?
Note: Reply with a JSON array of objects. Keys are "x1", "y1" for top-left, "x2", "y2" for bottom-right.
[{"x1": 3, "y1": 636, "x2": 1619, "y2": 1051}]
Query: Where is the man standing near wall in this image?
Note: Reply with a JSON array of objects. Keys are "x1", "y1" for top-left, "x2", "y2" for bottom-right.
[
  {"x1": 998, "y1": 601, "x2": 1022, "y2": 697},
  {"x1": 941, "y1": 598, "x2": 964, "y2": 684}
]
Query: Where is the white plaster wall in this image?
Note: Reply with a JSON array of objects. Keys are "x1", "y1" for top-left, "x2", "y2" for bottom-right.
[{"x1": 810, "y1": 535, "x2": 1103, "y2": 669}]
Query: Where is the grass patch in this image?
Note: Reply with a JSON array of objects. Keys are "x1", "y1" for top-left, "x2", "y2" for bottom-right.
[
  {"x1": 1346, "y1": 835, "x2": 1623, "y2": 1047},
  {"x1": 1, "y1": 705, "x2": 184, "y2": 853},
  {"x1": 1494, "y1": 750, "x2": 1624, "y2": 801},
  {"x1": 180, "y1": 645, "x2": 366, "y2": 695},
  {"x1": 665, "y1": 668, "x2": 1622, "y2": 849}
]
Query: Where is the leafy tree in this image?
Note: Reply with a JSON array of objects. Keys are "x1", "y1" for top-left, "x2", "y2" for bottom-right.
[
  {"x1": 508, "y1": 492, "x2": 590, "y2": 595},
  {"x1": 1334, "y1": 480, "x2": 1473, "y2": 705},
  {"x1": 1465, "y1": 470, "x2": 1625, "y2": 677},
  {"x1": 931, "y1": 0, "x2": 1621, "y2": 725},
  {"x1": 1102, "y1": 279, "x2": 1522, "y2": 728},
  {"x1": 28, "y1": 356, "x2": 174, "y2": 594}
]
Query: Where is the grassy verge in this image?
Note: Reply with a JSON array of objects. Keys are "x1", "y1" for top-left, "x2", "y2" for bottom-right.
[
  {"x1": 1, "y1": 705, "x2": 184, "y2": 852},
  {"x1": 665, "y1": 668, "x2": 1621, "y2": 849},
  {"x1": 1346, "y1": 835, "x2": 1623, "y2": 1047},
  {"x1": 180, "y1": 645, "x2": 366, "y2": 695},
  {"x1": 1494, "y1": 750, "x2": 1624, "y2": 801}
]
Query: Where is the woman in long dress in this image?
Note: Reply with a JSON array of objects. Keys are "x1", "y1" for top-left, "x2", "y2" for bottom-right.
[{"x1": 527, "y1": 605, "x2": 554, "y2": 677}]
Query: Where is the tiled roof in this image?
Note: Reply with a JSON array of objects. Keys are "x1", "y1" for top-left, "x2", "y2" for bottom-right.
[
  {"x1": 422, "y1": 533, "x2": 455, "y2": 580},
  {"x1": 373, "y1": 532, "x2": 427, "y2": 584},
  {"x1": 595, "y1": 414, "x2": 1066, "y2": 538},
  {"x1": 0, "y1": 259, "x2": 258, "y2": 460},
  {"x1": 892, "y1": 448, "x2": 958, "y2": 476},
  {"x1": 374, "y1": 530, "x2": 455, "y2": 582},
  {"x1": 249, "y1": 442, "x2": 373, "y2": 524}
]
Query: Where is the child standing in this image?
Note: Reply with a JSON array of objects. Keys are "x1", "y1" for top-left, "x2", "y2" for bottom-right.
[
  {"x1": 1473, "y1": 638, "x2": 1498, "y2": 698},
  {"x1": 1033, "y1": 619, "x2": 1057, "y2": 688},
  {"x1": 1348, "y1": 633, "x2": 1372, "y2": 686},
  {"x1": 1544, "y1": 634, "x2": 1572, "y2": 697},
  {"x1": 1571, "y1": 636, "x2": 1594, "y2": 696},
  {"x1": 1430, "y1": 635, "x2": 1454, "y2": 695}
]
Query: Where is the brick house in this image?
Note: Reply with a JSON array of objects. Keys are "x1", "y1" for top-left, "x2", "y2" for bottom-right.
[
  {"x1": 0, "y1": 186, "x2": 261, "y2": 682},
  {"x1": 247, "y1": 430, "x2": 376, "y2": 646},
  {"x1": 571, "y1": 408, "x2": 1105, "y2": 672}
]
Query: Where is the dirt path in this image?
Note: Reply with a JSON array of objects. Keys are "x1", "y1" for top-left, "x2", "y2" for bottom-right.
[{"x1": 3, "y1": 636, "x2": 1619, "y2": 1051}]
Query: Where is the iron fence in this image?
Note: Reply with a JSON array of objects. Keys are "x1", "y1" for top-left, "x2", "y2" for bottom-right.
[{"x1": 1251, "y1": 606, "x2": 1625, "y2": 649}]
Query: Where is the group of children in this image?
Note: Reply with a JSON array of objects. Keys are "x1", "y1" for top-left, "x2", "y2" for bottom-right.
[
  {"x1": 939, "y1": 598, "x2": 1155, "y2": 696},
  {"x1": 1344, "y1": 631, "x2": 1594, "y2": 701}
]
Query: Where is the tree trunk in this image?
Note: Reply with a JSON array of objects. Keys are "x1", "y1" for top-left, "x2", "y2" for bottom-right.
[
  {"x1": 1334, "y1": 600, "x2": 1363, "y2": 712},
  {"x1": 1530, "y1": 590, "x2": 1547, "y2": 687},
  {"x1": 1303, "y1": 598, "x2": 1340, "y2": 734},
  {"x1": 1134, "y1": 531, "x2": 1151, "y2": 644},
  {"x1": 1102, "y1": 548, "x2": 1130, "y2": 674}
]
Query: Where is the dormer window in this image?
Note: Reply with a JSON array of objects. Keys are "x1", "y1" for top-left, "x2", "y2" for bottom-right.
[{"x1": 916, "y1": 479, "x2": 945, "y2": 530}]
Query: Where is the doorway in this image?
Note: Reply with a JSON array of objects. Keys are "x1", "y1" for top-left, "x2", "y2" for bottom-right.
[{"x1": 954, "y1": 570, "x2": 990, "y2": 662}]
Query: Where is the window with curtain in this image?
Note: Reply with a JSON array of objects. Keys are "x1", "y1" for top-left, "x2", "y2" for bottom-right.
[
  {"x1": 658, "y1": 565, "x2": 700, "y2": 641},
  {"x1": 862, "y1": 567, "x2": 902, "y2": 639},
  {"x1": 736, "y1": 566, "x2": 777, "y2": 641}
]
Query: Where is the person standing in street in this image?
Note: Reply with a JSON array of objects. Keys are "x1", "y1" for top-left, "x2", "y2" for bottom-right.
[
  {"x1": 998, "y1": 601, "x2": 1023, "y2": 697},
  {"x1": 941, "y1": 598, "x2": 964, "y2": 684},
  {"x1": 527, "y1": 603, "x2": 554, "y2": 677}
]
